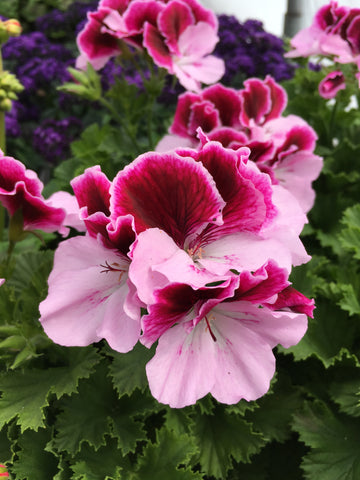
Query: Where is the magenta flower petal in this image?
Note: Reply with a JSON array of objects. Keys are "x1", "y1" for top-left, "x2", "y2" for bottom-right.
[
  {"x1": 39, "y1": 235, "x2": 140, "y2": 352},
  {"x1": 157, "y1": 0, "x2": 194, "y2": 54},
  {"x1": 181, "y1": 142, "x2": 277, "y2": 241},
  {"x1": 0, "y1": 154, "x2": 65, "y2": 232},
  {"x1": 110, "y1": 151, "x2": 225, "y2": 248},
  {"x1": 318, "y1": 70, "x2": 346, "y2": 99},
  {"x1": 76, "y1": 8, "x2": 122, "y2": 69},
  {"x1": 143, "y1": 22, "x2": 173, "y2": 69}
]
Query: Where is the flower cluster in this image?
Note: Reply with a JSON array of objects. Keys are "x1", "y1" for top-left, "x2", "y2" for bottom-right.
[
  {"x1": 32, "y1": 117, "x2": 82, "y2": 164},
  {"x1": 286, "y1": 0, "x2": 360, "y2": 98},
  {"x1": 157, "y1": 75, "x2": 323, "y2": 213},
  {"x1": 214, "y1": 16, "x2": 295, "y2": 86},
  {"x1": 76, "y1": 0, "x2": 225, "y2": 91},
  {"x1": 38, "y1": 134, "x2": 314, "y2": 408}
]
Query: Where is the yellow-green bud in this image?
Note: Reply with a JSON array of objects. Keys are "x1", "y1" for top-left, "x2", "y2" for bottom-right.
[
  {"x1": 0, "y1": 89, "x2": 6, "y2": 99},
  {"x1": 0, "y1": 98, "x2": 12, "y2": 112},
  {"x1": 4, "y1": 19, "x2": 22, "y2": 37}
]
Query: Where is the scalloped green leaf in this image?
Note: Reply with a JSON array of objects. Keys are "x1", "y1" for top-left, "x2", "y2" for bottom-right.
[
  {"x1": 11, "y1": 428, "x2": 58, "y2": 480},
  {"x1": 107, "y1": 343, "x2": 155, "y2": 396},
  {"x1": 0, "y1": 347, "x2": 100, "y2": 432},
  {"x1": 191, "y1": 408, "x2": 265, "y2": 479},
  {"x1": 133, "y1": 428, "x2": 201, "y2": 480},
  {"x1": 71, "y1": 437, "x2": 125, "y2": 480},
  {"x1": 52, "y1": 362, "x2": 115, "y2": 454},
  {"x1": 246, "y1": 377, "x2": 302, "y2": 443},
  {"x1": 278, "y1": 298, "x2": 358, "y2": 367},
  {"x1": 293, "y1": 401, "x2": 360, "y2": 480}
]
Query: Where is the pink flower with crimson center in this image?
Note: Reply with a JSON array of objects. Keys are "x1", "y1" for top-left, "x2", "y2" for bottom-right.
[
  {"x1": 76, "y1": 0, "x2": 224, "y2": 91},
  {"x1": 157, "y1": 76, "x2": 323, "y2": 213},
  {"x1": 111, "y1": 141, "x2": 309, "y2": 306},
  {"x1": 137, "y1": 260, "x2": 312, "y2": 408},
  {"x1": 39, "y1": 166, "x2": 141, "y2": 353}
]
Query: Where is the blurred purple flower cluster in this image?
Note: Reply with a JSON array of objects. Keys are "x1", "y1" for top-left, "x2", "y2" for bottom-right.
[
  {"x1": 33, "y1": 117, "x2": 82, "y2": 164},
  {"x1": 214, "y1": 15, "x2": 295, "y2": 86},
  {"x1": 3, "y1": 2, "x2": 98, "y2": 168}
]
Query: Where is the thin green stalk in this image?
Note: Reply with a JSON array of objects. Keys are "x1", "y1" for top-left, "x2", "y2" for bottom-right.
[{"x1": 98, "y1": 97, "x2": 141, "y2": 154}]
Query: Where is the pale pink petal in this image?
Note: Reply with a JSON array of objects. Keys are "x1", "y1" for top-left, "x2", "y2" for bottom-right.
[
  {"x1": 47, "y1": 191, "x2": 86, "y2": 235},
  {"x1": 156, "y1": 133, "x2": 196, "y2": 152},
  {"x1": 39, "y1": 235, "x2": 140, "y2": 352},
  {"x1": 129, "y1": 228, "x2": 219, "y2": 305},
  {"x1": 146, "y1": 322, "x2": 217, "y2": 407},
  {"x1": 173, "y1": 54, "x2": 225, "y2": 91}
]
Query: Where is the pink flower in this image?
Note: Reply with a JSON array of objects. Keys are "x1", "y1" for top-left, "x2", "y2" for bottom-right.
[
  {"x1": 285, "y1": 2, "x2": 352, "y2": 60},
  {"x1": 137, "y1": 260, "x2": 310, "y2": 407},
  {"x1": 157, "y1": 77, "x2": 323, "y2": 213},
  {"x1": 121, "y1": 141, "x2": 309, "y2": 313},
  {"x1": 76, "y1": 0, "x2": 224, "y2": 91},
  {"x1": 39, "y1": 166, "x2": 141, "y2": 353},
  {"x1": 0, "y1": 153, "x2": 65, "y2": 233},
  {"x1": 318, "y1": 70, "x2": 346, "y2": 99}
]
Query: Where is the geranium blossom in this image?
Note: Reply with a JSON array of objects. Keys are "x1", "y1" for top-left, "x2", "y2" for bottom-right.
[
  {"x1": 136, "y1": 260, "x2": 311, "y2": 407},
  {"x1": 157, "y1": 77, "x2": 323, "y2": 212},
  {"x1": 0, "y1": 152, "x2": 65, "y2": 233},
  {"x1": 76, "y1": 0, "x2": 225, "y2": 91},
  {"x1": 285, "y1": 2, "x2": 360, "y2": 86},
  {"x1": 39, "y1": 166, "x2": 141, "y2": 353}
]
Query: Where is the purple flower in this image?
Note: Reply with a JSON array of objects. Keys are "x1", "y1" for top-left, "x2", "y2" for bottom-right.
[
  {"x1": 32, "y1": 117, "x2": 82, "y2": 164},
  {"x1": 214, "y1": 15, "x2": 295, "y2": 85}
]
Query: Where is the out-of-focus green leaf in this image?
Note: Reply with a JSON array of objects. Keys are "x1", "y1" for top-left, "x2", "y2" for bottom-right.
[{"x1": 293, "y1": 401, "x2": 360, "y2": 480}]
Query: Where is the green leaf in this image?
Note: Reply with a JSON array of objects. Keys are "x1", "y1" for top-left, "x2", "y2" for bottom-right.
[
  {"x1": 337, "y1": 284, "x2": 360, "y2": 316},
  {"x1": 246, "y1": 377, "x2": 303, "y2": 443},
  {"x1": 11, "y1": 428, "x2": 58, "y2": 480},
  {"x1": 0, "y1": 347, "x2": 100, "y2": 432},
  {"x1": 190, "y1": 408, "x2": 265, "y2": 479},
  {"x1": 133, "y1": 428, "x2": 201, "y2": 480},
  {"x1": 110, "y1": 390, "x2": 152, "y2": 455},
  {"x1": 108, "y1": 343, "x2": 155, "y2": 396},
  {"x1": 52, "y1": 362, "x2": 116, "y2": 454},
  {"x1": 278, "y1": 298, "x2": 358, "y2": 367},
  {"x1": 293, "y1": 401, "x2": 360, "y2": 480},
  {"x1": 71, "y1": 437, "x2": 125, "y2": 480}
]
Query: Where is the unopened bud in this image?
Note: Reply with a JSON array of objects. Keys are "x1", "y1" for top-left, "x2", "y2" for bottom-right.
[
  {"x1": 4, "y1": 19, "x2": 22, "y2": 37},
  {"x1": 0, "y1": 464, "x2": 9, "y2": 477},
  {"x1": 0, "y1": 98, "x2": 12, "y2": 112}
]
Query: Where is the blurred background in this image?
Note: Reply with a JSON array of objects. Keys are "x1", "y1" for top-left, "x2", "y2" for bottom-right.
[{"x1": 201, "y1": 0, "x2": 360, "y2": 36}]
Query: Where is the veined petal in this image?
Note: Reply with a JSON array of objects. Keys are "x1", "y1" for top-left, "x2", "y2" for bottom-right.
[
  {"x1": 110, "y1": 151, "x2": 225, "y2": 248},
  {"x1": 146, "y1": 322, "x2": 217, "y2": 407},
  {"x1": 143, "y1": 22, "x2": 173, "y2": 69},
  {"x1": 129, "y1": 228, "x2": 220, "y2": 305},
  {"x1": 39, "y1": 235, "x2": 139, "y2": 352},
  {"x1": 158, "y1": 0, "x2": 194, "y2": 53},
  {"x1": 71, "y1": 165, "x2": 111, "y2": 216}
]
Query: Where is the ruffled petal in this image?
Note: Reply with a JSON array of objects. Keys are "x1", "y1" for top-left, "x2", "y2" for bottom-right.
[{"x1": 110, "y1": 151, "x2": 225, "y2": 248}]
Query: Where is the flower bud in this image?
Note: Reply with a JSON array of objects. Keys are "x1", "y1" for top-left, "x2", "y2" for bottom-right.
[
  {"x1": 4, "y1": 19, "x2": 22, "y2": 37},
  {"x1": 0, "y1": 464, "x2": 9, "y2": 477},
  {"x1": 0, "y1": 98, "x2": 12, "y2": 112}
]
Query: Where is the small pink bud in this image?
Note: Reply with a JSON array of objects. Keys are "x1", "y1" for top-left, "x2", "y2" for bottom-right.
[{"x1": 318, "y1": 70, "x2": 346, "y2": 99}]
